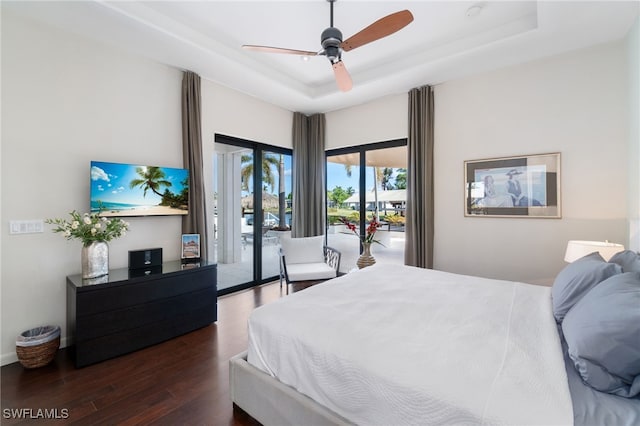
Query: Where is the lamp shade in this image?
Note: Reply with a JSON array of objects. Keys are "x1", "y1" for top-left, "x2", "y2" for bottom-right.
[{"x1": 564, "y1": 240, "x2": 624, "y2": 263}]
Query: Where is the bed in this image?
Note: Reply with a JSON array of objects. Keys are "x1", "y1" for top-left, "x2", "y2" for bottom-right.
[{"x1": 230, "y1": 262, "x2": 640, "y2": 425}]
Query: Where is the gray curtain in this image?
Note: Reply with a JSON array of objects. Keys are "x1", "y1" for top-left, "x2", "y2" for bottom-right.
[
  {"x1": 405, "y1": 85, "x2": 434, "y2": 268},
  {"x1": 181, "y1": 71, "x2": 208, "y2": 260},
  {"x1": 292, "y1": 112, "x2": 326, "y2": 237}
]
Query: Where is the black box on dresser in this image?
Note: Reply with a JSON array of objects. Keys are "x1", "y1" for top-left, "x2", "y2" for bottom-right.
[{"x1": 128, "y1": 247, "x2": 163, "y2": 270}]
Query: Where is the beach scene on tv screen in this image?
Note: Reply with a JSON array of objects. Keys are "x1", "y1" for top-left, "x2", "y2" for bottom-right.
[{"x1": 90, "y1": 161, "x2": 189, "y2": 217}]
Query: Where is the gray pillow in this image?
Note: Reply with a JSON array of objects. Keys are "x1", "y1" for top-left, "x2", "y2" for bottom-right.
[
  {"x1": 562, "y1": 272, "x2": 640, "y2": 398},
  {"x1": 551, "y1": 252, "x2": 621, "y2": 322},
  {"x1": 609, "y1": 250, "x2": 640, "y2": 272}
]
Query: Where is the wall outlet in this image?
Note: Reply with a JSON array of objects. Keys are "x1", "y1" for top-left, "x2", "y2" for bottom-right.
[{"x1": 9, "y1": 220, "x2": 44, "y2": 234}]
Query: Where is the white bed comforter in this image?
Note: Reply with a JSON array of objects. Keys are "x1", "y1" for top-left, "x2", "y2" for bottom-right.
[{"x1": 248, "y1": 264, "x2": 573, "y2": 425}]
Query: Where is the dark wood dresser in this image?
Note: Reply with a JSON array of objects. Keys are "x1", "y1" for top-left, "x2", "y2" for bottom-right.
[{"x1": 66, "y1": 260, "x2": 217, "y2": 367}]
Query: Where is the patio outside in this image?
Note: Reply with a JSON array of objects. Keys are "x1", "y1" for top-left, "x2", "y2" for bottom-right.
[{"x1": 215, "y1": 228, "x2": 405, "y2": 291}]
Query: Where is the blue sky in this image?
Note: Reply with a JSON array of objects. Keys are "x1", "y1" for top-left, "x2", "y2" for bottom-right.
[
  {"x1": 90, "y1": 161, "x2": 188, "y2": 206},
  {"x1": 327, "y1": 163, "x2": 406, "y2": 192},
  {"x1": 327, "y1": 162, "x2": 359, "y2": 191}
]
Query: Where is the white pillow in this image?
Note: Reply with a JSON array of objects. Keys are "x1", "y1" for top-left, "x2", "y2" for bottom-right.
[{"x1": 281, "y1": 235, "x2": 325, "y2": 264}]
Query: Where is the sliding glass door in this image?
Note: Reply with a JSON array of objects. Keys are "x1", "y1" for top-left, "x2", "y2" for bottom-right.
[
  {"x1": 326, "y1": 152, "x2": 361, "y2": 271},
  {"x1": 213, "y1": 135, "x2": 292, "y2": 295},
  {"x1": 260, "y1": 150, "x2": 292, "y2": 281},
  {"x1": 326, "y1": 140, "x2": 407, "y2": 272}
]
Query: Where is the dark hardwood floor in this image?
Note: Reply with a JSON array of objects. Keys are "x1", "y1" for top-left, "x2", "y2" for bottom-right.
[{"x1": 1, "y1": 280, "x2": 320, "y2": 425}]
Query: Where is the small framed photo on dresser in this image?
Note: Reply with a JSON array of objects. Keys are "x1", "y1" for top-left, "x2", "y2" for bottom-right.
[{"x1": 181, "y1": 233, "x2": 200, "y2": 262}]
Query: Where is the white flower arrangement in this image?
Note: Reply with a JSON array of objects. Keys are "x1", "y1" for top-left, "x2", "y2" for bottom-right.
[{"x1": 46, "y1": 210, "x2": 129, "y2": 246}]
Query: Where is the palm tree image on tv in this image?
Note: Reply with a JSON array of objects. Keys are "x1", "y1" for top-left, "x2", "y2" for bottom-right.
[
  {"x1": 129, "y1": 166, "x2": 188, "y2": 210},
  {"x1": 90, "y1": 161, "x2": 189, "y2": 217},
  {"x1": 129, "y1": 166, "x2": 172, "y2": 198}
]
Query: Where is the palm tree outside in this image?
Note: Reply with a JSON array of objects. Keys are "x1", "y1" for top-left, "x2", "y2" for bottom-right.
[
  {"x1": 240, "y1": 153, "x2": 289, "y2": 230},
  {"x1": 240, "y1": 154, "x2": 279, "y2": 193}
]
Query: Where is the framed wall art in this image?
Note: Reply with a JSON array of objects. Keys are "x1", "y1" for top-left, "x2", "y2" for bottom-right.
[{"x1": 464, "y1": 153, "x2": 561, "y2": 218}]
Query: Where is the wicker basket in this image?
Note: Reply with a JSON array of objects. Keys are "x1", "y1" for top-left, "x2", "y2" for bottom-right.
[{"x1": 16, "y1": 325, "x2": 61, "y2": 369}]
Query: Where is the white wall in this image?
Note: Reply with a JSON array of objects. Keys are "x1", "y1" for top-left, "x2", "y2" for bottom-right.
[
  {"x1": 434, "y1": 42, "x2": 629, "y2": 283},
  {"x1": 627, "y1": 17, "x2": 640, "y2": 252},
  {"x1": 202, "y1": 81, "x2": 292, "y2": 150},
  {"x1": 326, "y1": 94, "x2": 407, "y2": 149}
]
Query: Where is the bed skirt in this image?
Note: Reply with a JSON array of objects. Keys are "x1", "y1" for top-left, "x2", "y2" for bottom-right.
[{"x1": 229, "y1": 351, "x2": 353, "y2": 426}]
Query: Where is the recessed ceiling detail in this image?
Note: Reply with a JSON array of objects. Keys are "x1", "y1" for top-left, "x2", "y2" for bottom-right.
[{"x1": 3, "y1": 1, "x2": 638, "y2": 114}]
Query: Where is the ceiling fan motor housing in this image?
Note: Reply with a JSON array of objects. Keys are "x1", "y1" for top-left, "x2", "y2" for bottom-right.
[{"x1": 321, "y1": 27, "x2": 343, "y2": 62}]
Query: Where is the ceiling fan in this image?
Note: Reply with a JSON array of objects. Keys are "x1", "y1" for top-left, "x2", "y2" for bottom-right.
[{"x1": 242, "y1": 0, "x2": 414, "y2": 92}]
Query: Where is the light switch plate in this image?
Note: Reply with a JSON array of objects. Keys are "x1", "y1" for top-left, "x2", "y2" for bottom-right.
[{"x1": 9, "y1": 220, "x2": 44, "y2": 234}]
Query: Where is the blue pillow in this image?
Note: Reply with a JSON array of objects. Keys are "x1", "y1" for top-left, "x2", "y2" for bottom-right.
[
  {"x1": 562, "y1": 272, "x2": 640, "y2": 397},
  {"x1": 551, "y1": 252, "x2": 621, "y2": 322},
  {"x1": 609, "y1": 250, "x2": 640, "y2": 272}
]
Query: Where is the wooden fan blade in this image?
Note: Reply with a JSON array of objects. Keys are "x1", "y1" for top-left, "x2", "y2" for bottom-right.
[
  {"x1": 341, "y1": 10, "x2": 414, "y2": 52},
  {"x1": 332, "y1": 61, "x2": 353, "y2": 92},
  {"x1": 242, "y1": 45, "x2": 319, "y2": 56}
]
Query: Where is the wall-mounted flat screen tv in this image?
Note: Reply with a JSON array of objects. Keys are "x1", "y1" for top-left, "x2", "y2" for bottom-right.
[{"x1": 90, "y1": 161, "x2": 189, "y2": 217}]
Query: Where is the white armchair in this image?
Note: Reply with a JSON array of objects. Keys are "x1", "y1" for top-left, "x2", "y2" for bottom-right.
[{"x1": 279, "y1": 235, "x2": 341, "y2": 291}]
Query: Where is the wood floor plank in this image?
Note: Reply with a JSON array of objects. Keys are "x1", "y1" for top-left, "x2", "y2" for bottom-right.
[{"x1": 0, "y1": 280, "x2": 320, "y2": 425}]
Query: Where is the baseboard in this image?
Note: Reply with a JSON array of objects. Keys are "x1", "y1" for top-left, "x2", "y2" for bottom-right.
[{"x1": 1, "y1": 352, "x2": 18, "y2": 367}]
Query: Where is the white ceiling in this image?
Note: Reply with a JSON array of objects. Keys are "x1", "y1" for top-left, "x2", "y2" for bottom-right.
[{"x1": 4, "y1": 1, "x2": 638, "y2": 114}]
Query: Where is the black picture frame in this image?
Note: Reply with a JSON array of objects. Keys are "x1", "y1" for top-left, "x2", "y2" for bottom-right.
[{"x1": 464, "y1": 153, "x2": 561, "y2": 218}]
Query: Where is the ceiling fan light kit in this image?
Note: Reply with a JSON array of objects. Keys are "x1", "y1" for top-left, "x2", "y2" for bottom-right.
[{"x1": 242, "y1": 0, "x2": 414, "y2": 92}]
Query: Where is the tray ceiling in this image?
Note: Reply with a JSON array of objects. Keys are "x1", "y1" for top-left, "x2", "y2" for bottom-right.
[{"x1": 4, "y1": 1, "x2": 638, "y2": 114}]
